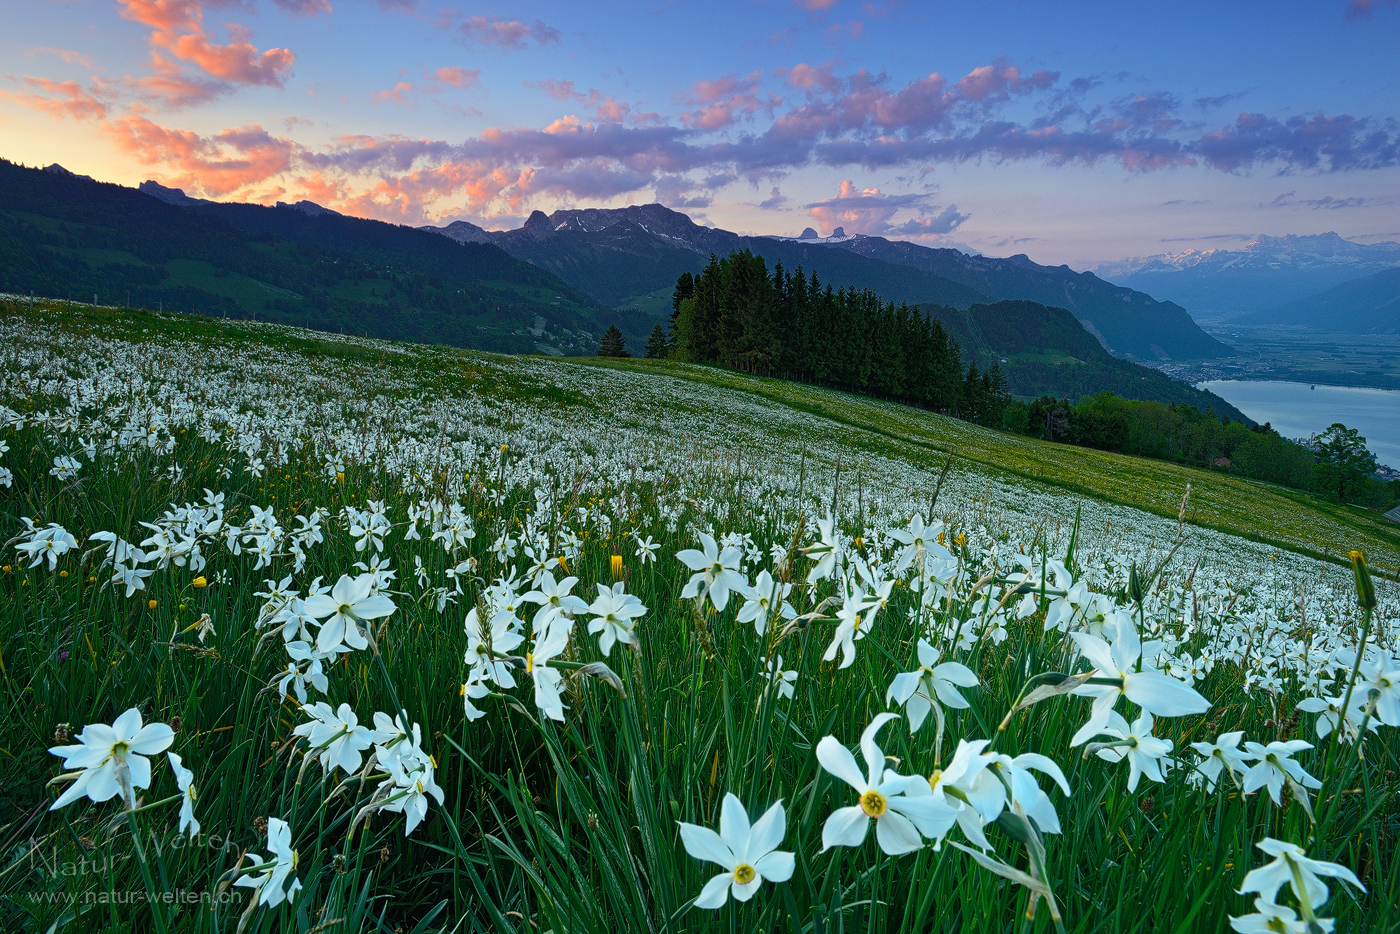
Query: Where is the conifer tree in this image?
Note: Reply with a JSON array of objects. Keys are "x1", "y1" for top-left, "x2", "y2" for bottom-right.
[
  {"x1": 597, "y1": 324, "x2": 630, "y2": 358},
  {"x1": 644, "y1": 324, "x2": 669, "y2": 359}
]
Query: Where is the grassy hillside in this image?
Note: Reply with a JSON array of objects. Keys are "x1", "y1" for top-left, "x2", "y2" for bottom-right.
[
  {"x1": 2, "y1": 297, "x2": 1396, "y2": 934},
  {"x1": 575, "y1": 355, "x2": 1400, "y2": 571}
]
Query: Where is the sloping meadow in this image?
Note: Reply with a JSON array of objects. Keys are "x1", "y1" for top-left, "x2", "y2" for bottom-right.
[{"x1": 1, "y1": 299, "x2": 1396, "y2": 933}]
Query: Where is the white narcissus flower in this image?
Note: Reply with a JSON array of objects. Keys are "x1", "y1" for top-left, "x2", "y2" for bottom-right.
[
  {"x1": 1359, "y1": 649, "x2": 1399, "y2": 726},
  {"x1": 885, "y1": 638, "x2": 979, "y2": 733},
  {"x1": 16, "y1": 522, "x2": 79, "y2": 571},
  {"x1": 889, "y1": 513, "x2": 941, "y2": 574},
  {"x1": 303, "y1": 573, "x2": 396, "y2": 653},
  {"x1": 1240, "y1": 740, "x2": 1321, "y2": 805},
  {"x1": 803, "y1": 514, "x2": 842, "y2": 583},
  {"x1": 276, "y1": 641, "x2": 339, "y2": 704},
  {"x1": 927, "y1": 739, "x2": 999, "y2": 850},
  {"x1": 1069, "y1": 613, "x2": 1210, "y2": 746},
  {"x1": 735, "y1": 570, "x2": 796, "y2": 635},
  {"x1": 527, "y1": 621, "x2": 571, "y2": 721},
  {"x1": 587, "y1": 582, "x2": 647, "y2": 656},
  {"x1": 823, "y1": 577, "x2": 877, "y2": 670},
  {"x1": 1229, "y1": 897, "x2": 1331, "y2": 934},
  {"x1": 522, "y1": 571, "x2": 590, "y2": 633},
  {"x1": 1296, "y1": 693, "x2": 1375, "y2": 743},
  {"x1": 235, "y1": 817, "x2": 302, "y2": 908},
  {"x1": 1091, "y1": 711, "x2": 1173, "y2": 792},
  {"x1": 382, "y1": 756, "x2": 445, "y2": 836},
  {"x1": 676, "y1": 533, "x2": 747, "y2": 611},
  {"x1": 167, "y1": 751, "x2": 199, "y2": 838},
  {"x1": 678, "y1": 794, "x2": 795, "y2": 909},
  {"x1": 763, "y1": 655, "x2": 797, "y2": 700},
  {"x1": 930, "y1": 739, "x2": 1072, "y2": 847},
  {"x1": 464, "y1": 607, "x2": 523, "y2": 688},
  {"x1": 817, "y1": 713, "x2": 957, "y2": 855},
  {"x1": 48, "y1": 707, "x2": 175, "y2": 810},
  {"x1": 1238, "y1": 838, "x2": 1364, "y2": 910},
  {"x1": 634, "y1": 534, "x2": 660, "y2": 565},
  {"x1": 1190, "y1": 731, "x2": 1249, "y2": 792},
  {"x1": 292, "y1": 702, "x2": 381, "y2": 775}
]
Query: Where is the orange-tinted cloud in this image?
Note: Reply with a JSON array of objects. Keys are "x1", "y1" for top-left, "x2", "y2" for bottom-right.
[
  {"x1": 0, "y1": 77, "x2": 110, "y2": 121},
  {"x1": 106, "y1": 114, "x2": 295, "y2": 195},
  {"x1": 117, "y1": 0, "x2": 295, "y2": 94},
  {"x1": 372, "y1": 81, "x2": 414, "y2": 105}
]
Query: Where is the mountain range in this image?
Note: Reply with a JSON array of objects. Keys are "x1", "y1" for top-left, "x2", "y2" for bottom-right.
[
  {"x1": 423, "y1": 204, "x2": 1231, "y2": 362},
  {"x1": 1248, "y1": 265, "x2": 1400, "y2": 333},
  {"x1": 0, "y1": 160, "x2": 606, "y2": 354},
  {"x1": 1099, "y1": 233, "x2": 1400, "y2": 321},
  {"x1": 0, "y1": 160, "x2": 1246, "y2": 416}
]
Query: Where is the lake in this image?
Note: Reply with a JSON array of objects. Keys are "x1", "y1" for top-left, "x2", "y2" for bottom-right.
[{"x1": 1200, "y1": 380, "x2": 1400, "y2": 471}]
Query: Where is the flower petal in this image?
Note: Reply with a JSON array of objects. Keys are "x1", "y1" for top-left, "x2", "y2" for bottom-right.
[
  {"x1": 693, "y1": 872, "x2": 732, "y2": 910},
  {"x1": 821, "y1": 806, "x2": 869, "y2": 851},
  {"x1": 678, "y1": 823, "x2": 734, "y2": 870},
  {"x1": 874, "y1": 809, "x2": 923, "y2": 855},
  {"x1": 816, "y1": 736, "x2": 868, "y2": 793}
]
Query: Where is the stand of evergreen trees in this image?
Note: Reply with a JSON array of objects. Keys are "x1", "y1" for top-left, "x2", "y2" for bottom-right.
[{"x1": 666, "y1": 251, "x2": 1012, "y2": 424}]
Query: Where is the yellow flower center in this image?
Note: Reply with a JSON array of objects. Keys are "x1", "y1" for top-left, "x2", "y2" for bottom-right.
[
  {"x1": 928, "y1": 769, "x2": 943, "y2": 791},
  {"x1": 860, "y1": 789, "x2": 887, "y2": 818},
  {"x1": 733, "y1": 863, "x2": 756, "y2": 885},
  {"x1": 526, "y1": 652, "x2": 534, "y2": 670}
]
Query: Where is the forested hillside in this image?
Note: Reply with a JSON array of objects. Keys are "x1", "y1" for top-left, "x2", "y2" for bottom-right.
[
  {"x1": 0, "y1": 160, "x2": 606, "y2": 353},
  {"x1": 666, "y1": 251, "x2": 1248, "y2": 424}
]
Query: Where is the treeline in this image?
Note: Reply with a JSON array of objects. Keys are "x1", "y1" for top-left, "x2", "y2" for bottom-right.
[
  {"x1": 1022, "y1": 392, "x2": 1400, "y2": 508},
  {"x1": 664, "y1": 250, "x2": 1013, "y2": 423}
]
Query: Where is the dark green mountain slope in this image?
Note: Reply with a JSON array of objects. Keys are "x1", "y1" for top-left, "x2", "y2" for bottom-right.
[
  {"x1": 0, "y1": 160, "x2": 606, "y2": 353},
  {"x1": 835, "y1": 235, "x2": 1231, "y2": 361},
  {"x1": 921, "y1": 299, "x2": 1250, "y2": 420},
  {"x1": 1244, "y1": 266, "x2": 1400, "y2": 333}
]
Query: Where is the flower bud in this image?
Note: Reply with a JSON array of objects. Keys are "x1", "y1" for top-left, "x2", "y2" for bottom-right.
[
  {"x1": 1349, "y1": 550, "x2": 1376, "y2": 610},
  {"x1": 610, "y1": 554, "x2": 624, "y2": 581},
  {"x1": 1127, "y1": 562, "x2": 1144, "y2": 605}
]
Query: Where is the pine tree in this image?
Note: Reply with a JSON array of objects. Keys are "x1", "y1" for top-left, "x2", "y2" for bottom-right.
[
  {"x1": 597, "y1": 324, "x2": 630, "y2": 358},
  {"x1": 644, "y1": 323, "x2": 669, "y2": 359}
]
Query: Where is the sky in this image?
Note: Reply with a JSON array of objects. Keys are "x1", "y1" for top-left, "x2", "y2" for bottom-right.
[{"x1": 3, "y1": 0, "x2": 1399, "y2": 267}]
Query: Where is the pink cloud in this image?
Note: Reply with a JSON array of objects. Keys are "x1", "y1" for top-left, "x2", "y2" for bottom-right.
[
  {"x1": 528, "y1": 79, "x2": 638, "y2": 124},
  {"x1": 681, "y1": 71, "x2": 782, "y2": 130},
  {"x1": 371, "y1": 81, "x2": 414, "y2": 105},
  {"x1": 805, "y1": 179, "x2": 967, "y2": 240},
  {"x1": 954, "y1": 61, "x2": 1058, "y2": 104},
  {"x1": 432, "y1": 66, "x2": 479, "y2": 88},
  {"x1": 782, "y1": 61, "x2": 840, "y2": 94}
]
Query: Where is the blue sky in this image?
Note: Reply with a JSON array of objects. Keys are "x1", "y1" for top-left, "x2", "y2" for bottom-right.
[{"x1": 3, "y1": 0, "x2": 1398, "y2": 266}]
